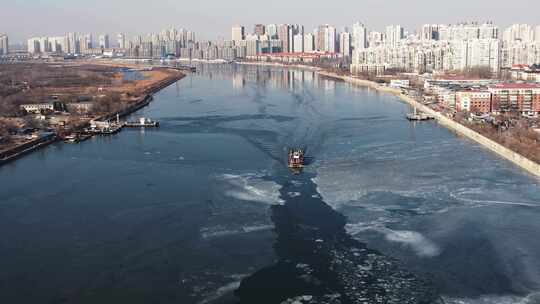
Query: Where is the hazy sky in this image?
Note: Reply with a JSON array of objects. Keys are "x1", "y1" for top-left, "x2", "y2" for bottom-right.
[{"x1": 2, "y1": 0, "x2": 540, "y2": 43}]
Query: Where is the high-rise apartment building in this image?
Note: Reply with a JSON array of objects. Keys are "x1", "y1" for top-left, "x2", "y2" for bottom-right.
[
  {"x1": 293, "y1": 34, "x2": 304, "y2": 53},
  {"x1": 27, "y1": 37, "x2": 43, "y2": 54},
  {"x1": 266, "y1": 24, "x2": 278, "y2": 39},
  {"x1": 49, "y1": 36, "x2": 67, "y2": 53},
  {"x1": 325, "y1": 25, "x2": 337, "y2": 53},
  {"x1": 304, "y1": 33, "x2": 315, "y2": 53},
  {"x1": 340, "y1": 32, "x2": 352, "y2": 57},
  {"x1": 232, "y1": 26, "x2": 245, "y2": 42},
  {"x1": 118, "y1": 33, "x2": 126, "y2": 49},
  {"x1": 0, "y1": 34, "x2": 8, "y2": 55},
  {"x1": 316, "y1": 25, "x2": 336, "y2": 52},
  {"x1": 254, "y1": 24, "x2": 265, "y2": 36},
  {"x1": 288, "y1": 25, "x2": 302, "y2": 53},
  {"x1": 39, "y1": 37, "x2": 50, "y2": 53},
  {"x1": 479, "y1": 23, "x2": 499, "y2": 39},
  {"x1": 385, "y1": 25, "x2": 404, "y2": 47},
  {"x1": 99, "y1": 34, "x2": 110, "y2": 49},
  {"x1": 503, "y1": 24, "x2": 534, "y2": 42},
  {"x1": 368, "y1": 31, "x2": 384, "y2": 47},
  {"x1": 79, "y1": 34, "x2": 92, "y2": 52},
  {"x1": 352, "y1": 22, "x2": 367, "y2": 50},
  {"x1": 277, "y1": 24, "x2": 290, "y2": 52},
  {"x1": 67, "y1": 33, "x2": 79, "y2": 54},
  {"x1": 421, "y1": 24, "x2": 440, "y2": 40}
]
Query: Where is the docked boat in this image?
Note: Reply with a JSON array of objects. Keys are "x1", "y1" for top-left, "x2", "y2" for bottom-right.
[
  {"x1": 288, "y1": 148, "x2": 305, "y2": 172},
  {"x1": 64, "y1": 134, "x2": 79, "y2": 144},
  {"x1": 407, "y1": 107, "x2": 434, "y2": 121},
  {"x1": 124, "y1": 117, "x2": 160, "y2": 128}
]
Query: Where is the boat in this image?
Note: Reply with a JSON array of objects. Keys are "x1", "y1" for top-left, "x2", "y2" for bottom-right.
[
  {"x1": 288, "y1": 148, "x2": 305, "y2": 173},
  {"x1": 64, "y1": 134, "x2": 79, "y2": 143},
  {"x1": 124, "y1": 117, "x2": 160, "y2": 128},
  {"x1": 406, "y1": 107, "x2": 434, "y2": 121}
]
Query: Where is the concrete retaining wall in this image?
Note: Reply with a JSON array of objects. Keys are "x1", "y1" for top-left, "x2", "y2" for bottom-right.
[{"x1": 319, "y1": 71, "x2": 540, "y2": 178}]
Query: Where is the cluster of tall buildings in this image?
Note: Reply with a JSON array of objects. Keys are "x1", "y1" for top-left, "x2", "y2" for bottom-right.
[
  {"x1": 125, "y1": 27, "x2": 196, "y2": 58},
  {"x1": 0, "y1": 34, "x2": 8, "y2": 55},
  {"x1": 27, "y1": 33, "x2": 118, "y2": 55},
  {"x1": 230, "y1": 24, "x2": 346, "y2": 55},
  {"x1": 18, "y1": 21, "x2": 540, "y2": 73},
  {"x1": 351, "y1": 22, "x2": 540, "y2": 75}
]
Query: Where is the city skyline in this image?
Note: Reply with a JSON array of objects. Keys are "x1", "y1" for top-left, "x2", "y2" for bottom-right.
[{"x1": 3, "y1": 0, "x2": 540, "y2": 43}]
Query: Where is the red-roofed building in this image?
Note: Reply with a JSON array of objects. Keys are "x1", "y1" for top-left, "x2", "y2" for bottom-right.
[
  {"x1": 456, "y1": 90, "x2": 492, "y2": 113},
  {"x1": 489, "y1": 83, "x2": 540, "y2": 115},
  {"x1": 510, "y1": 64, "x2": 540, "y2": 82}
]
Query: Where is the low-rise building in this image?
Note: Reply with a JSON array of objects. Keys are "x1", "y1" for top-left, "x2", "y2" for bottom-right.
[
  {"x1": 66, "y1": 102, "x2": 94, "y2": 114},
  {"x1": 390, "y1": 79, "x2": 410, "y2": 88},
  {"x1": 456, "y1": 90, "x2": 492, "y2": 113},
  {"x1": 489, "y1": 83, "x2": 540, "y2": 115},
  {"x1": 20, "y1": 103, "x2": 55, "y2": 114},
  {"x1": 510, "y1": 64, "x2": 540, "y2": 82}
]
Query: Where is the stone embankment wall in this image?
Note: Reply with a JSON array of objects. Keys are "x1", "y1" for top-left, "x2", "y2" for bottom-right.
[{"x1": 318, "y1": 71, "x2": 540, "y2": 178}]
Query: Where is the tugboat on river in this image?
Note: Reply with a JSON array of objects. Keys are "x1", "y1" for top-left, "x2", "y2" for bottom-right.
[{"x1": 288, "y1": 148, "x2": 305, "y2": 174}]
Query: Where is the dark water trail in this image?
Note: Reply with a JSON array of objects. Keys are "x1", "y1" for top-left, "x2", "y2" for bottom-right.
[{"x1": 235, "y1": 172, "x2": 441, "y2": 304}]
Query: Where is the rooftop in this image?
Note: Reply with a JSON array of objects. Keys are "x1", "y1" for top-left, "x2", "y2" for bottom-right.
[{"x1": 489, "y1": 83, "x2": 540, "y2": 89}]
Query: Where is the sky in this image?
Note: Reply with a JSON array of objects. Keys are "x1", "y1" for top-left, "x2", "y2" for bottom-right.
[{"x1": 2, "y1": 0, "x2": 540, "y2": 43}]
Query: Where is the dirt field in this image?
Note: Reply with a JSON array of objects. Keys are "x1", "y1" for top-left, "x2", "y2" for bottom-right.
[{"x1": 0, "y1": 60, "x2": 184, "y2": 151}]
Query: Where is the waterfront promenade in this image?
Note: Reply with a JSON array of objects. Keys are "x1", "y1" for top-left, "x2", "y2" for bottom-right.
[{"x1": 316, "y1": 70, "x2": 540, "y2": 178}]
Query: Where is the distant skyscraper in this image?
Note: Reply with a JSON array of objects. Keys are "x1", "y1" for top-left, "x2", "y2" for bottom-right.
[
  {"x1": 99, "y1": 34, "x2": 110, "y2": 49},
  {"x1": 67, "y1": 33, "x2": 79, "y2": 54},
  {"x1": 304, "y1": 33, "x2": 315, "y2": 53},
  {"x1": 316, "y1": 25, "x2": 336, "y2": 52},
  {"x1": 27, "y1": 37, "x2": 41, "y2": 54},
  {"x1": 254, "y1": 24, "x2": 265, "y2": 36},
  {"x1": 79, "y1": 34, "x2": 92, "y2": 52},
  {"x1": 49, "y1": 36, "x2": 65, "y2": 53},
  {"x1": 187, "y1": 31, "x2": 196, "y2": 43},
  {"x1": 536, "y1": 26, "x2": 540, "y2": 42},
  {"x1": 266, "y1": 24, "x2": 278, "y2": 39},
  {"x1": 326, "y1": 25, "x2": 337, "y2": 52},
  {"x1": 39, "y1": 37, "x2": 50, "y2": 53},
  {"x1": 0, "y1": 34, "x2": 8, "y2": 55},
  {"x1": 479, "y1": 23, "x2": 499, "y2": 39},
  {"x1": 352, "y1": 22, "x2": 368, "y2": 50},
  {"x1": 339, "y1": 32, "x2": 352, "y2": 57},
  {"x1": 118, "y1": 33, "x2": 126, "y2": 49},
  {"x1": 232, "y1": 25, "x2": 245, "y2": 42},
  {"x1": 385, "y1": 25, "x2": 404, "y2": 47},
  {"x1": 293, "y1": 34, "x2": 304, "y2": 53},
  {"x1": 421, "y1": 24, "x2": 440, "y2": 40},
  {"x1": 277, "y1": 24, "x2": 290, "y2": 52},
  {"x1": 288, "y1": 25, "x2": 303, "y2": 53},
  {"x1": 503, "y1": 24, "x2": 533, "y2": 42},
  {"x1": 368, "y1": 31, "x2": 384, "y2": 47}
]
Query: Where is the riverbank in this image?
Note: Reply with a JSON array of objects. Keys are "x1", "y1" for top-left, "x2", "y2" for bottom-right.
[
  {"x1": 0, "y1": 64, "x2": 185, "y2": 166},
  {"x1": 236, "y1": 60, "x2": 323, "y2": 71},
  {"x1": 317, "y1": 70, "x2": 540, "y2": 178},
  {"x1": 0, "y1": 133, "x2": 57, "y2": 165},
  {"x1": 99, "y1": 69, "x2": 184, "y2": 122}
]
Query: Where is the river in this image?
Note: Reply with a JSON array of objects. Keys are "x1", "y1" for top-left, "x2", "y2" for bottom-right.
[{"x1": 0, "y1": 64, "x2": 539, "y2": 304}]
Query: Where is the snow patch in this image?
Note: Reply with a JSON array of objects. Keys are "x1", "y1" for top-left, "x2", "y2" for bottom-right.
[
  {"x1": 443, "y1": 292, "x2": 540, "y2": 304},
  {"x1": 218, "y1": 173, "x2": 284, "y2": 205}
]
